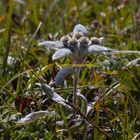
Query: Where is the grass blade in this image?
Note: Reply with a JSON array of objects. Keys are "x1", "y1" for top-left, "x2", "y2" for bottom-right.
[
  {"x1": 0, "y1": 0, "x2": 14, "y2": 74},
  {"x1": 59, "y1": 105, "x2": 73, "y2": 139},
  {"x1": 94, "y1": 101, "x2": 100, "y2": 140}
]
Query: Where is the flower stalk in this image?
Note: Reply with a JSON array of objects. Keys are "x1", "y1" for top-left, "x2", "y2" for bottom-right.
[{"x1": 73, "y1": 66, "x2": 80, "y2": 117}]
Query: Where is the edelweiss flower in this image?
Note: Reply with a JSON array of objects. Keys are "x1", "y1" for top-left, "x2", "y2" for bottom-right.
[{"x1": 38, "y1": 24, "x2": 114, "y2": 63}]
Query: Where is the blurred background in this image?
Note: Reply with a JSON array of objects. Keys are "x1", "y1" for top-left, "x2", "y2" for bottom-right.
[{"x1": 0, "y1": 0, "x2": 140, "y2": 40}]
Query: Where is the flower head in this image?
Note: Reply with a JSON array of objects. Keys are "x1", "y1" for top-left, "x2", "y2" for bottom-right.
[
  {"x1": 72, "y1": 32, "x2": 83, "y2": 39},
  {"x1": 89, "y1": 37, "x2": 104, "y2": 45},
  {"x1": 39, "y1": 24, "x2": 112, "y2": 63},
  {"x1": 79, "y1": 36, "x2": 89, "y2": 48},
  {"x1": 60, "y1": 35, "x2": 71, "y2": 47}
]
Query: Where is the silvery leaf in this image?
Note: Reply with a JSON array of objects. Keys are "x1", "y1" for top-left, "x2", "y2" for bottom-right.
[
  {"x1": 38, "y1": 41, "x2": 64, "y2": 50},
  {"x1": 55, "y1": 68, "x2": 75, "y2": 86},
  {"x1": 84, "y1": 45, "x2": 113, "y2": 54},
  {"x1": 52, "y1": 48, "x2": 72, "y2": 60},
  {"x1": 77, "y1": 91, "x2": 87, "y2": 115},
  {"x1": 37, "y1": 83, "x2": 71, "y2": 109},
  {"x1": 73, "y1": 24, "x2": 88, "y2": 36},
  {"x1": 18, "y1": 110, "x2": 56, "y2": 123}
]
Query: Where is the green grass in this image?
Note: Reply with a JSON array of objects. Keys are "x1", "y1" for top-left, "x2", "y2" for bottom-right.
[{"x1": 0, "y1": 0, "x2": 140, "y2": 139}]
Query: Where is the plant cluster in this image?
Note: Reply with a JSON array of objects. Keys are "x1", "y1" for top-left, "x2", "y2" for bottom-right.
[{"x1": 0, "y1": 0, "x2": 140, "y2": 140}]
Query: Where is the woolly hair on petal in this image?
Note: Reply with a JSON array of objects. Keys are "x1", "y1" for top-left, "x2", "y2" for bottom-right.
[
  {"x1": 38, "y1": 41, "x2": 64, "y2": 49},
  {"x1": 52, "y1": 48, "x2": 72, "y2": 60},
  {"x1": 73, "y1": 24, "x2": 88, "y2": 36},
  {"x1": 85, "y1": 45, "x2": 113, "y2": 54}
]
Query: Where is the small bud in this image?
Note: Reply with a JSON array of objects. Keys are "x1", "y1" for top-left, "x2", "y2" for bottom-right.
[
  {"x1": 68, "y1": 38, "x2": 78, "y2": 46},
  {"x1": 60, "y1": 35, "x2": 71, "y2": 47},
  {"x1": 79, "y1": 36, "x2": 89, "y2": 48},
  {"x1": 68, "y1": 38, "x2": 79, "y2": 52},
  {"x1": 90, "y1": 37, "x2": 100, "y2": 45},
  {"x1": 89, "y1": 37, "x2": 104, "y2": 45},
  {"x1": 72, "y1": 32, "x2": 83, "y2": 39}
]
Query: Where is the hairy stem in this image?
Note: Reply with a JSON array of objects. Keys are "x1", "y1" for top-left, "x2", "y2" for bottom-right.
[{"x1": 73, "y1": 67, "x2": 80, "y2": 118}]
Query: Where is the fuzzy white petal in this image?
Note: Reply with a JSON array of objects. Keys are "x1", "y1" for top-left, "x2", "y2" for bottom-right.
[
  {"x1": 73, "y1": 24, "x2": 88, "y2": 36},
  {"x1": 38, "y1": 41, "x2": 64, "y2": 49},
  {"x1": 85, "y1": 45, "x2": 113, "y2": 54},
  {"x1": 52, "y1": 48, "x2": 72, "y2": 60}
]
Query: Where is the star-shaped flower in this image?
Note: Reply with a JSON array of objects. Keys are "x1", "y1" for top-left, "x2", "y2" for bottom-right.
[{"x1": 38, "y1": 24, "x2": 114, "y2": 63}]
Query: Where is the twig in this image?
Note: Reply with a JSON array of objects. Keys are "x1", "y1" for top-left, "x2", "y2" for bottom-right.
[{"x1": 65, "y1": 101, "x2": 112, "y2": 139}]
